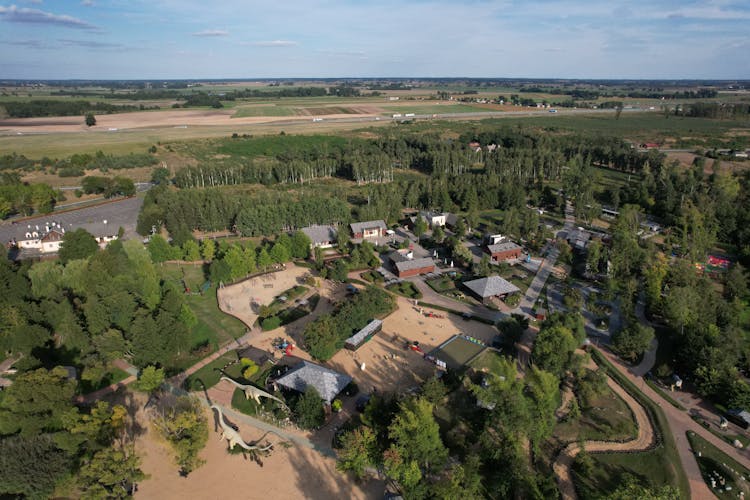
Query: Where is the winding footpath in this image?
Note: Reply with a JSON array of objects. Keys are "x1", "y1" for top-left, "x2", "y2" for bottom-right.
[{"x1": 553, "y1": 355, "x2": 657, "y2": 500}]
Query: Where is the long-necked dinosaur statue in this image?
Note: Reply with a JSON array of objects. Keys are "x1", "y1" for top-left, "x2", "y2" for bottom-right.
[
  {"x1": 219, "y1": 376, "x2": 289, "y2": 410},
  {"x1": 210, "y1": 405, "x2": 274, "y2": 452}
]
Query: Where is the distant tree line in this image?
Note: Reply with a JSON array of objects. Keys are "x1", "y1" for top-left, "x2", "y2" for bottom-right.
[{"x1": 1, "y1": 100, "x2": 143, "y2": 118}]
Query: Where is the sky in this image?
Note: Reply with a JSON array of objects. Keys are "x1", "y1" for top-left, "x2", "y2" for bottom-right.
[{"x1": 0, "y1": 0, "x2": 749, "y2": 79}]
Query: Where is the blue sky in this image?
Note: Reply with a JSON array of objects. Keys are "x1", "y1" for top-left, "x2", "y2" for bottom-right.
[{"x1": 1, "y1": 0, "x2": 748, "y2": 79}]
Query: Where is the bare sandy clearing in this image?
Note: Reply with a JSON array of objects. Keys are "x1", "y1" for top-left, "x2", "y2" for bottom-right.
[
  {"x1": 133, "y1": 399, "x2": 380, "y2": 500},
  {"x1": 217, "y1": 265, "x2": 312, "y2": 329},
  {"x1": 326, "y1": 297, "x2": 499, "y2": 394}
]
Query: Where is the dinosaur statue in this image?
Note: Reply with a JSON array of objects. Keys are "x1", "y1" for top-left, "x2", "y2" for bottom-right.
[
  {"x1": 220, "y1": 376, "x2": 289, "y2": 410},
  {"x1": 210, "y1": 405, "x2": 274, "y2": 452}
]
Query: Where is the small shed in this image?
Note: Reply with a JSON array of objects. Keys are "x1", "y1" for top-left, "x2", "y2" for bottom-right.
[{"x1": 345, "y1": 319, "x2": 383, "y2": 351}]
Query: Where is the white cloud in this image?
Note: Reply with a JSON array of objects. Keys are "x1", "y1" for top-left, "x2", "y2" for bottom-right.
[
  {"x1": 81, "y1": 0, "x2": 95, "y2": 6},
  {"x1": 0, "y1": 4, "x2": 99, "y2": 29},
  {"x1": 249, "y1": 40, "x2": 298, "y2": 47},
  {"x1": 191, "y1": 29, "x2": 228, "y2": 37}
]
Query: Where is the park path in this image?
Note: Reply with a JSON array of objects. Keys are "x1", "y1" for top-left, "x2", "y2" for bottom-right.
[
  {"x1": 76, "y1": 359, "x2": 138, "y2": 404},
  {"x1": 599, "y1": 348, "x2": 750, "y2": 499},
  {"x1": 553, "y1": 353, "x2": 658, "y2": 500},
  {"x1": 407, "y1": 277, "x2": 503, "y2": 323},
  {"x1": 516, "y1": 200, "x2": 575, "y2": 317}
]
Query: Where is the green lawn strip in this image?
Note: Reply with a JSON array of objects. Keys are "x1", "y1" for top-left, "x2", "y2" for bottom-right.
[
  {"x1": 689, "y1": 415, "x2": 750, "y2": 448},
  {"x1": 468, "y1": 349, "x2": 507, "y2": 377},
  {"x1": 182, "y1": 350, "x2": 244, "y2": 391},
  {"x1": 686, "y1": 430, "x2": 750, "y2": 498},
  {"x1": 644, "y1": 379, "x2": 687, "y2": 410},
  {"x1": 573, "y1": 448, "x2": 682, "y2": 499},
  {"x1": 590, "y1": 348, "x2": 690, "y2": 498},
  {"x1": 230, "y1": 385, "x2": 290, "y2": 425},
  {"x1": 385, "y1": 281, "x2": 422, "y2": 299},
  {"x1": 232, "y1": 105, "x2": 295, "y2": 118}
]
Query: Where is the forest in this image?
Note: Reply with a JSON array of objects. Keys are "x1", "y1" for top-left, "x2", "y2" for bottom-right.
[{"x1": 1, "y1": 100, "x2": 142, "y2": 118}]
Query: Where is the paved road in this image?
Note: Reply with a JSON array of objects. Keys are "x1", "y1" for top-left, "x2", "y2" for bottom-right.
[
  {"x1": 408, "y1": 277, "x2": 504, "y2": 323},
  {"x1": 515, "y1": 201, "x2": 575, "y2": 317}
]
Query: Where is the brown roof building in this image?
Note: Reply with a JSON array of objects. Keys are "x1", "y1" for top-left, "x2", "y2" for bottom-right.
[{"x1": 486, "y1": 241, "x2": 522, "y2": 262}]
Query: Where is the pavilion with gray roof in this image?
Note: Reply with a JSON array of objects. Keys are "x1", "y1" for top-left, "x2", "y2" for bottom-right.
[
  {"x1": 301, "y1": 225, "x2": 337, "y2": 249},
  {"x1": 274, "y1": 360, "x2": 352, "y2": 403},
  {"x1": 463, "y1": 276, "x2": 520, "y2": 304}
]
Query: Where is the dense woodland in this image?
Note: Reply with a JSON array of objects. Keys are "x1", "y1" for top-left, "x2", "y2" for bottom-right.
[
  {"x1": 1, "y1": 100, "x2": 144, "y2": 118},
  {"x1": 0, "y1": 233, "x2": 208, "y2": 497}
]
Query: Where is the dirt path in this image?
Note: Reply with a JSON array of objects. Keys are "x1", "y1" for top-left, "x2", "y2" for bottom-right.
[
  {"x1": 553, "y1": 356, "x2": 656, "y2": 500},
  {"x1": 600, "y1": 348, "x2": 749, "y2": 498}
]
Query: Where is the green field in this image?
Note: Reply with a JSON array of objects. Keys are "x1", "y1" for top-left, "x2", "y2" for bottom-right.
[
  {"x1": 432, "y1": 336, "x2": 486, "y2": 370},
  {"x1": 232, "y1": 105, "x2": 296, "y2": 117},
  {"x1": 468, "y1": 349, "x2": 507, "y2": 377},
  {"x1": 382, "y1": 103, "x2": 494, "y2": 115}
]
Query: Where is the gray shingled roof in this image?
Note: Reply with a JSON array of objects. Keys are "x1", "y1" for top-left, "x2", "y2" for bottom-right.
[
  {"x1": 350, "y1": 220, "x2": 387, "y2": 234},
  {"x1": 301, "y1": 225, "x2": 337, "y2": 245},
  {"x1": 487, "y1": 241, "x2": 522, "y2": 254},
  {"x1": 395, "y1": 257, "x2": 435, "y2": 273},
  {"x1": 463, "y1": 276, "x2": 520, "y2": 298},
  {"x1": 275, "y1": 361, "x2": 352, "y2": 403}
]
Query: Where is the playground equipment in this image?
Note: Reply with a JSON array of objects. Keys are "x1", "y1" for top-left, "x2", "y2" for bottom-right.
[
  {"x1": 219, "y1": 376, "x2": 289, "y2": 410},
  {"x1": 210, "y1": 405, "x2": 274, "y2": 452},
  {"x1": 424, "y1": 311, "x2": 444, "y2": 319},
  {"x1": 272, "y1": 338, "x2": 295, "y2": 357},
  {"x1": 407, "y1": 341, "x2": 424, "y2": 354}
]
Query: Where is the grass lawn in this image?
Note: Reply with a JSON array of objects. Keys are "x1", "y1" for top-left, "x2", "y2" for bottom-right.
[
  {"x1": 386, "y1": 281, "x2": 422, "y2": 299},
  {"x1": 426, "y1": 275, "x2": 457, "y2": 293},
  {"x1": 432, "y1": 336, "x2": 486, "y2": 370},
  {"x1": 553, "y1": 383, "x2": 637, "y2": 443},
  {"x1": 382, "y1": 104, "x2": 494, "y2": 115},
  {"x1": 182, "y1": 350, "x2": 244, "y2": 391},
  {"x1": 574, "y1": 448, "x2": 683, "y2": 498},
  {"x1": 159, "y1": 263, "x2": 247, "y2": 348},
  {"x1": 468, "y1": 349, "x2": 507, "y2": 377},
  {"x1": 686, "y1": 431, "x2": 750, "y2": 498},
  {"x1": 232, "y1": 105, "x2": 295, "y2": 117}
]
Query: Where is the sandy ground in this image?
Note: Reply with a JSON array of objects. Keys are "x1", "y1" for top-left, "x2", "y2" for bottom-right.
[
  {"x1": 326, "y1": 296, "x2": 500, "y2": 394},
  {"x1": 129, "y1": 393, "x2": 380, "y2": 500},
  {"x1": 0, "y1": 108, "x2": 379, "y2": 134},
  {"x1": 665, "y1": 151, "x2": 748, "y2": 174},
  {"x1": 217, "y1": 265, "x2": 311, "y2": 329}
]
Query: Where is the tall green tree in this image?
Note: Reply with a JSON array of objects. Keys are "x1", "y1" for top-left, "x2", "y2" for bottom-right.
[
  {"x1": 153, "y1": 397, "x2": 208, "y2": 476},
  {"x1": 59, "y1": 228, "x2": 99, "y2": 264},
  {"x1": 336, "y1": 426, "x2": 377, "y2": 479},
  {"x1": 293, "y1": 386, "x2": 325, "y2": 430},
  {"x1": 0, "y1": 366, "x2": 76, "y2": 437}
]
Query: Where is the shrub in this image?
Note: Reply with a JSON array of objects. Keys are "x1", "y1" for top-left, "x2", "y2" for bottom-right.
[
  {"x1": 294, "y1": 386, "x2": 325, "y2": 429},
  {"x1": 332, "y1": 399, "x2": 343, "y2": 412},
  {"x1": 261, "y1": 316, "x2": 282, "y2": 331}
]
